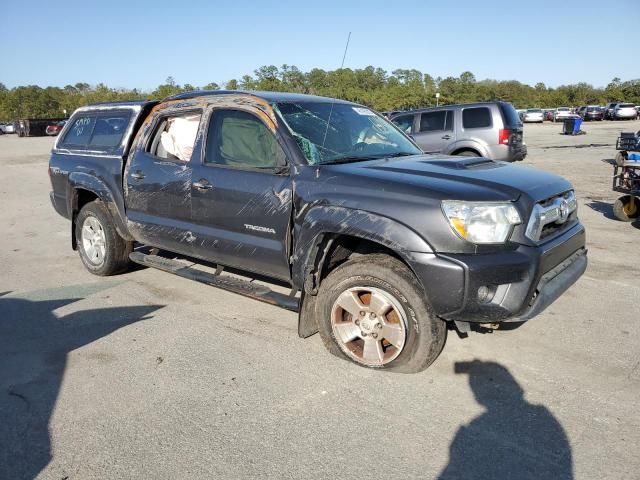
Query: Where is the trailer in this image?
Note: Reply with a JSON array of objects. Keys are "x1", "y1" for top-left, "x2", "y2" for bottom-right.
[{"x1": 16, "y1": 118, "x2": 67, "y2": 137}]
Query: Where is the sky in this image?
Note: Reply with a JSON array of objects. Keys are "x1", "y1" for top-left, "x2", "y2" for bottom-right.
[{"x1": 2, "y1": 0, "x2": 638, "y2": 91}]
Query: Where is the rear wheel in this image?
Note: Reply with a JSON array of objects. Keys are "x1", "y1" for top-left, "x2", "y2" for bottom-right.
[
  {"x1": 613, "y1": 195, "x2": 639, "y2": 222},
  {"x1": 316, "y1": 254, "x2": 447, "y2": 373},
  {"x1": 455, "y1": 150, "x2": 479, "y2": 157},
  {"x1": 75, "y1": 200, "x2": 132, "y2": 275}
]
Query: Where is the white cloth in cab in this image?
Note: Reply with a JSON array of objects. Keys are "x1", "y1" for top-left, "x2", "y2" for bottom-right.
[{"x1": 160, "y1": 115, "x2": 200, "y2": 161}]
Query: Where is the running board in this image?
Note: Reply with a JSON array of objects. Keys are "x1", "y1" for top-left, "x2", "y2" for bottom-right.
[{"x1": 129, "y1": 251, "x2": 300, "y2": 312}]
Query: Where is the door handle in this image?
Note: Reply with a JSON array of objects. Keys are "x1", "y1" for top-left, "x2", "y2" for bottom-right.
[
  {"x1": 441, "y1": 135, "x2": 451, "y2": 140},
  {"x1": 193, "y1": 179, "x2": 213, "y2": 190},
  {"x1": 131, "y1": 170, "x2": 145, "y2": 180}
]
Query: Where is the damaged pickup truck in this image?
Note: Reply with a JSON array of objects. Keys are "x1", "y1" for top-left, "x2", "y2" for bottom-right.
[{"x1": 49, "y1": 91, "x2": 587, "y2": 373}]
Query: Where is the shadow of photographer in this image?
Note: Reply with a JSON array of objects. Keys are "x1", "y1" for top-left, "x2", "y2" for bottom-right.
[
  {"x1": 438, "y1": 360, "x2": 573, "y2": 480},
  {"x1": 0, "y1": 291, "x2": 163, "y2": 479}
]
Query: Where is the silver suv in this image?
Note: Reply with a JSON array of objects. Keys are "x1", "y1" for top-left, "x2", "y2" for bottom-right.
[{"x1": 390, "y1": 102, "x2": 526, "y2": 162}]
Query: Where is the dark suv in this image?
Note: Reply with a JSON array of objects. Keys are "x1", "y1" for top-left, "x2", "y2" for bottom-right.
[{"x1": 390, "y1": 102, "x2": 527, "y2": 162}]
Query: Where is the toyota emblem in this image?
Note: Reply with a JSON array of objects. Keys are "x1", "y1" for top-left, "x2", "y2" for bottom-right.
[{"x1": 558, "y1": 200, "x2": 569, "y2": 223}]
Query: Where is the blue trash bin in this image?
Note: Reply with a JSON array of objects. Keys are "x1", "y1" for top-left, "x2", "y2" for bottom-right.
[
  {"x1": 572, "y1": 117, "x2": 583, "y2": 134},
  {"x1": 563, "y1": 117, "x2": 583, "y2": 135}
]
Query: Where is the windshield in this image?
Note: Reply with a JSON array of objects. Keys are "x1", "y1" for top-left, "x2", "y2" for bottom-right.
[
  {"x1": 557, "y1": 107, "x2": 570, "y2": 112},
  {"x1": 273, "y1": 102, "x2": 422, "y2": 165},
  {"x1": 527, "y1": 109, "x2": 542, "y2": 113}
]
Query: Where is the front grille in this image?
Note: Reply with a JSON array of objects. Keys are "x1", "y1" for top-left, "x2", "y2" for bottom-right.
[{"x1": 525, "y1": 191, "x2": 577, "y2": 242}]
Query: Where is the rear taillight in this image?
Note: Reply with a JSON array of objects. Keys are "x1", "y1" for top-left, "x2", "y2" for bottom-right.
[{"x1": 499, "y1": 128, "x2": 510, "y2": 145}]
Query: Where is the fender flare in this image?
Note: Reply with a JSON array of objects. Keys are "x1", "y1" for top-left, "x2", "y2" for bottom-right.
[
  {"x1": 292, "y1": 205, "x2": 433, "y2": 290},
  {"x1": 292, "y1": 206, "x2": 435, "y2": 338},
  {"x1": 68, "y1": 172, "x2": 132, "y2": 241}
]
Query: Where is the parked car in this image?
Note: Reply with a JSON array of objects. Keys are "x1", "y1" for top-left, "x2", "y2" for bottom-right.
[
  {"x1": 390, "y1": 101, "x2": 527, "y2": 162},
  {"x1": 582, "y1": 106, "x2": 604, "y2": 121},
  {"x1": 45, "y1": 120, "x2": 67, "y2": 136},
  {"x1": 0, "y1": 122, "x2": 16, "y2": 134},
  {"x1": 613, "y1": 103, "x2": 638, "y2": 120},
  {"x1": 553, "y1": 107, "x2": 572, "y2": 122},
  {"x1": 522, "y1": 108, "x2": 544, "y2": 123},
  {"x1": 48, "y1": 91, "x2": 586, "y2": 372},
  {"x1": 543, "y1": 109, "x2": 555, "y2": 121},
  {"x1": 604, "y1": 102, "x2": 619, "y2": 120}
]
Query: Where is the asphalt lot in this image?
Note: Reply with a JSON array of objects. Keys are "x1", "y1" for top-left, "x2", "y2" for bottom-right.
[{"x1": 1, "y1": 120, "x2": 639, "y2": 479}]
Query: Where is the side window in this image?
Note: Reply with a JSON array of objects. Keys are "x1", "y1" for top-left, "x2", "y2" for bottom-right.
[
  {"x1": 391, "y1": 115, "x2": 414, "y2": 134},
  {"x1": 89, "y1": 112, "x2": 131, "y2": 148},
  {"x1": 462, "y1": 107, "x2": 492, "y2": 129},
  {"x1": 205, "y1": 109, "x2": 285, "y2": 169},
  {"x1": 420, "y1": 111, "x2": 447, "y2": 132},
  {"x1": 444, "y1": 110, "x2": 453, "y2": 131},
  {"x1": 147, "y1": 112, "x2": 202, "y2": 162},
  {"x1": 61, "y1": 116, "x2": 96, "y2": 147}
]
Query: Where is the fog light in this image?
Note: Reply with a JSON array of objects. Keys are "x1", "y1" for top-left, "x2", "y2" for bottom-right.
[{"x1": 477, "y1": 285, "x2": 496, "y2": 304}]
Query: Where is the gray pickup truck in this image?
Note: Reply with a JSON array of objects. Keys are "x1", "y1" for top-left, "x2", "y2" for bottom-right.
[{"x1": 48, "y1": 91, "x2": 587, "y2": 373}]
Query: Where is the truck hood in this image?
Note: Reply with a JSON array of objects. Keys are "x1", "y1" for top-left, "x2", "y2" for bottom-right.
[{"x1": 325, "y1": 154, "x2": 572, "y2": 203}]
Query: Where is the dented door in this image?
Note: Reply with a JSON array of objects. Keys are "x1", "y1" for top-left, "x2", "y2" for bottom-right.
[{"x1": 189, "y1": 108, "x2": 293, "y2": 281}]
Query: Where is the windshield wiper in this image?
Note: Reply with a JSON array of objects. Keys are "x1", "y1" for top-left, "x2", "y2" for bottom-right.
[
  {"x1": 322, "y1": 151, "x2": 419, "y2": 165},
  {"x1": 321, "y1": 154, "x2": 388, "y2": 165}
]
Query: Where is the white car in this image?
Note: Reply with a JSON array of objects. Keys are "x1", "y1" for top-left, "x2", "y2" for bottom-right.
[
  {"x1": 0, "y1": 123, "x2": 15, "y2": 134},
  {"x1": 553, "y1": 107, "x2": 572, "y2": 122},
  {"x1": 613, "y1": 103, "x2": 638, "y2": 120},
  {"x1": 522, "y1": 108, "x2": 544, "y2": 123}
]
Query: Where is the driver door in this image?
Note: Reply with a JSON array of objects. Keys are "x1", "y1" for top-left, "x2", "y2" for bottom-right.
[{"x1": 189, "y1": 108, "x2": 293, "y2": 281}]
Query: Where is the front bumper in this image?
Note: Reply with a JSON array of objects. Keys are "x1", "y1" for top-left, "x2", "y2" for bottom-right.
[{"x1": 408, "y1": 222, "x2": 586, "y2": 323}]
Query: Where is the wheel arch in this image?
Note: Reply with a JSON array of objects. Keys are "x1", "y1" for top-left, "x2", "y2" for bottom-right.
[
  {"x1": 68, "y1": 172, "x2": 133, "y2": 246},
  {"x1": 293, "y1": 206, "x2": 435, "y2": 338}
]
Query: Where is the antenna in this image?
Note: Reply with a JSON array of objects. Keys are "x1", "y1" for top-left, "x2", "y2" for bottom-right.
[{"x1": 321, "y1": 32, "x2": 352, "y2": 151}]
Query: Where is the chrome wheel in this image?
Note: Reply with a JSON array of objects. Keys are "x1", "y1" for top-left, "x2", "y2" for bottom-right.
[
  {"x1": 331, "y1": 286, "x2": 407, "y2": 367},
  {"x1": 81, "y1": 215, "x2": 106, "y2": 265}
]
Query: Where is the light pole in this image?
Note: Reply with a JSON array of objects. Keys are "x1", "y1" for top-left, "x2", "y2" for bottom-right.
[{"x1": 435, "y1": 92, "x2": 440, "y2": 107}]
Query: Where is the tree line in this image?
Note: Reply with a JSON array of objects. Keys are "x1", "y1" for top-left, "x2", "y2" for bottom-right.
[{"x1": 1, "y1": 67, "x2": 639, "y2": 121}]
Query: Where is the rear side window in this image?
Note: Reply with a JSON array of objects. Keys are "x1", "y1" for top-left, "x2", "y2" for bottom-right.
[
  {"x1": 420, "y1": 111, "x2": 452, "y2": 132},
  {"x1": 147, "y1": 111, "x2": 202, "y2": 162},
  {"x1": 462, "y1": 108, "x2": 491, "y2": 129},
  {"x1": 61, "y1": 111, "x2": 131, "y2": 150},
  {"x1": 89, "y1": 113, "x2": 131, "y2": 148},
  {"x1": 62, "y1": 116, "x2": 96, "y2": 146},
  {"x1": 391, "y1": 115, "x2": 414, "y2": 134}
]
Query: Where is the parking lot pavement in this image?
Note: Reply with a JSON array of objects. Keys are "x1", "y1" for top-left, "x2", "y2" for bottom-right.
[{"x1": 1, "y1": 123, "x2": 639, "y2": 479}]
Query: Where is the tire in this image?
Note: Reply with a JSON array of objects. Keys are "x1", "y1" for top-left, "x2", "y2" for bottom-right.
[
  {"x1": 316, "y1": 254, "x2": 447, "y2": 373},
  {"x1": 75, "y1": 200, "x2": 132, "y2": 275},
  {"x1": 613, "y1": 195, "x2": 640, "y2": 222},
  {"x1": 455, "y1": 150, "x2": 479, "y2": 157},
  {"x1": 615, "y1": 151, "x2": 627, "y2": 166}
]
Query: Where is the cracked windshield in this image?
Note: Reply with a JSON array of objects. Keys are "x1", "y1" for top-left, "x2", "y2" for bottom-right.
[{"x1": 274, "y1": 102, "x2": 421, "y2": 164}]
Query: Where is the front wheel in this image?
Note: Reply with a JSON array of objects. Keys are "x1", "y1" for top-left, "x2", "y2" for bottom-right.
[
  {"x1": 75, "y1": 200, "x2": 132, "y2": 275},
  {"x1": 316, "y1": 254, "x2": 447, "y2": 373}
]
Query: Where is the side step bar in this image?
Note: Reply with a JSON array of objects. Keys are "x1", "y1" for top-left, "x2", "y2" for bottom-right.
[{"x1": 129, "y1": 251, "x2": 300, "y2": 312}]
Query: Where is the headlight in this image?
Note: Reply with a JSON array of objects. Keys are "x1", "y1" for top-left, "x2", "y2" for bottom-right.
[{"x1": 441, "y1": 201, "x2": 522, "y2": 244}]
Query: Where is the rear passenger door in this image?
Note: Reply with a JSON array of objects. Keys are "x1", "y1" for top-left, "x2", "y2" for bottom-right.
[
  {"x1": 412, "y1": 110, "x2": 454, "y2": 153},
  {"x1": 125, "y1": 108, "x2": 203, "y2": 254},
  {"x1": 189, "y1": 108, "x2": 293, "y2": 281}
]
